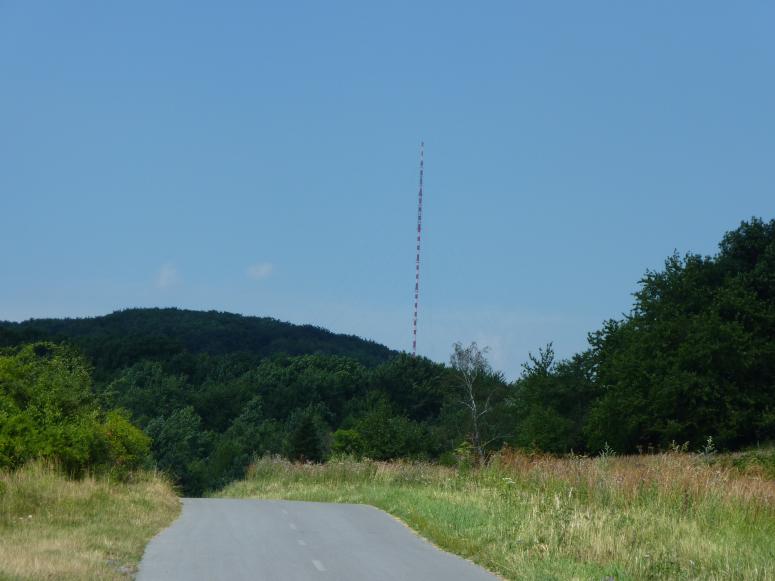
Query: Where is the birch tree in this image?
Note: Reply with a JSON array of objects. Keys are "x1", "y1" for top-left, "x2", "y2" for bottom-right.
[{"x1": 449, "y1": 341, "x2": 499, "y2": 464}]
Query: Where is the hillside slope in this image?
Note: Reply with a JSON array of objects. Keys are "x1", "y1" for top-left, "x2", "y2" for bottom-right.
[
  {"x1": 0, "y1": 308, "x2": 443, "y2": 495},
  {"x1": 0, "y1": 308, "x2": 396, "y2": 370}
]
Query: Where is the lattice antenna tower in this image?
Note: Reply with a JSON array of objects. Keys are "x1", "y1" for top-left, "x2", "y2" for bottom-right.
[{"x1": 412, "y1": 141, "x2": 424, "y2": 356}]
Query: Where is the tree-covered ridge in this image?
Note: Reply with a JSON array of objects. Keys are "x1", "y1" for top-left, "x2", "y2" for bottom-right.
[{"x1": 0, "y1": 308, "x2": 396, "y2": 373}]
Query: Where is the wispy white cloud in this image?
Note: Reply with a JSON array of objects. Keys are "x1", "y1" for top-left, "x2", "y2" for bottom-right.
[
  {"x1": 246, "y1": 262, "x2": 274, "y2": 281},
  {"x1": 155, "y1": 263, "x2": 181, "y2": 289}
]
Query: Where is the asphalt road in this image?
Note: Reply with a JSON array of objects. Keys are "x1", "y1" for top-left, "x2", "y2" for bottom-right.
[{"x1": 137, "y1": 498, "x2": 498, "y2": 581}]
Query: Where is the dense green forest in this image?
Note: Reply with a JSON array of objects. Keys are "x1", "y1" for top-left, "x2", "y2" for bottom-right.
[
  {"x1": 1, "y1": 218, "x2": 774, "y2": 495},
  {"x1": 0, "y1": 308, "x2": 394, "y2": 376}
]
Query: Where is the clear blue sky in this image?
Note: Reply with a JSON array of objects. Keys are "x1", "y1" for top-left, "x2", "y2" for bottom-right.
[{"x1": 2, "y1": 1, "x2": 773, "y2": 378}]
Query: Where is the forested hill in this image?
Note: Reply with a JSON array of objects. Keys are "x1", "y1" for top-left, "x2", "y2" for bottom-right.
[
  {"x1": 0, "y1": 307, "x2": 433, "y2": 495},
  {"x1": 2, "y1": 219, "x2": 774, "y2": 497},
  {"x1": 0, "y1": 308, "x2": 396, "y2": 372}
]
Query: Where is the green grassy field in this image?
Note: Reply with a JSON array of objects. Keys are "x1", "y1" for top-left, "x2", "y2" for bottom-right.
[
  {"x1": 219, "y1": 450, "x2": 775, "y2": 580},
  {"x1": 0, "y1": 462, "x2": 180, "y2": 580}
]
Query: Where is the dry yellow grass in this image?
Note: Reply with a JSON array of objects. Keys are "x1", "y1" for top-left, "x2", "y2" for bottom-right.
[
  {"x1": 0, "y1": 461, "x2": 180, "y2": 580},
  {"x1": 494, "y1": 448, "x2": 775, "y2": 507}
]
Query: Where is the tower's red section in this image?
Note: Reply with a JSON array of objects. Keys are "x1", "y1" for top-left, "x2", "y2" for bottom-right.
[{"x1": 412, "y1": 142, "x2": 424, "y2": 356}]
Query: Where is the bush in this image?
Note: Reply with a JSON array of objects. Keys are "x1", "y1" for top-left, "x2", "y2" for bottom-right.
[
  {"x1": 331, "y1": 429, "x2": 365, "y2": 456},
  {"x1": 353, "y1": 398, "x2": 428, "y2": 460},
  {"x1": 0, "y1": 343, "x2": 150, "y2": 475},
  {"x1": 100, "y1": 410, "x2": 152, "y2": 475}
]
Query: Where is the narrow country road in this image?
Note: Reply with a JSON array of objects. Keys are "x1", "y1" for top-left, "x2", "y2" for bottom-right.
[{"x1": 137, "y1": 498, "x2": 498, "y2": 581}]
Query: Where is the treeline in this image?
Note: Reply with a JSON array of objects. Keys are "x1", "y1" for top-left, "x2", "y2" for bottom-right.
[
  {"x1": 1, "y1": 218, "x2": 773, "y2": 495},
  {"x1": 112, "y1": 353, "x2": 463, "y2": 494},
  {"x1": 513, "y1": 217, "x2": 775, "y2": 454}
]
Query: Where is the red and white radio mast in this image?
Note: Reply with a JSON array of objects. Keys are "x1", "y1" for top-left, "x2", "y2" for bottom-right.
[{"x1": 412, "y1": 142, "x2": 424, "y2": 356}]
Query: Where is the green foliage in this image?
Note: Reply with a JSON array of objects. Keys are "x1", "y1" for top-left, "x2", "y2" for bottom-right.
[
  {"x1": 496, "y1": 218, "x2": 775, "y2": 456},
  {"x1": 222, "y1": 397, "x2": 283, "y2": 459},
  {"x1": 331, "y1": 429, "x2": 365, "y2": 456},
  {"x1": 286, "y1": 409, "x2": 326, "y2": 463},
  {"x1": 0, "y1": 308, "x2": 395, "y2": 375},
  {"x1": 202, "y1": 396, "x2": 284, "y2": 488},
  {"x1": 100, "y1": 410, "x2": 152, "y2": 475},
  {"x1": 102, "y1": 361, "x2": 186, "y2": 427},
  {"x1": 511, "y1": 346, "x2": 597, "y2": 453},
  {"x1": 0, "y1": 312, "x2": 452, "y2": 493},
  {"x1": 586, "y1": 218, "x2": 775, "y2": 452},
  {"x1": 715, "y1": 447, "x2": 775, "y2": 479},
  {"x1": 0, "y1": 343, "x2": 149, "y2": 475},
  {"x1": 699, "y1": 435, "x2": 717, "y2": 457},
  {"x1": 367, "y1": 354, "x2": 446, "y2": 421},
  {"x1": 352, "y1": 395, "x2": 429, "y2": 460},
  {"x1": 145, "y1": 406, "x2": 213, "y2": 494},
  {"x1": 253, "y1": 355, "x2": 368, "y2": 423}
]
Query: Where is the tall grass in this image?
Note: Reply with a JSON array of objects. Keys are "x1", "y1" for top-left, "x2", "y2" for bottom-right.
[
  {"x1": 219, "y1": 450, "x2": 775, "y2": 580},
  {"x1": 0, "y1": 461, "x2": 179, "y2": 580}
]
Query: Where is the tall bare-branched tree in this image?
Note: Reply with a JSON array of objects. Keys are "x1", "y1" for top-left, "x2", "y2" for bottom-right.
[{"x1": 449, "y1": 341, "x2": 499, "y2": 464}]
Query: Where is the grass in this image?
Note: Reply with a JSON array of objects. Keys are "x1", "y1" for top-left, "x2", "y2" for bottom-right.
[
  {"x1": 0, "y1": 461, "x2": 180, "y2": 580},
  {"x1": 218, "y1": 450, "x2": 775, "y2": 580},
  {"x1": 711, "y1": 447, "x2": 775, "y2": 481}
]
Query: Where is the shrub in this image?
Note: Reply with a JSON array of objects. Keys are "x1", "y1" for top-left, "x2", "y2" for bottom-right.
[
  {"x1": 331, "y1": 428, "x2": 365, "y2": 456},
  {"x1": 100, "y1": 410, "x2": 152, "y2": 475},
  {"x1": 0, "y1": 343, "x2": 150, "y2": 475}
]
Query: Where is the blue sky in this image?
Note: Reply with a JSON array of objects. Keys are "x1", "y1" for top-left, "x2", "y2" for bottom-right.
[{"x1": 2, "y1": 1, "x2": 773, "y2": 378}]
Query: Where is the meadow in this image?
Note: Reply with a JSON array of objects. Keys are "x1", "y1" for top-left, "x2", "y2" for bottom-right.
[
  {"x1": 0, "y1": 462, "x2": 179, "y2": 580},
  {"x1": 219, "y1": 449, "x2": 775, "y2": 580}
]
